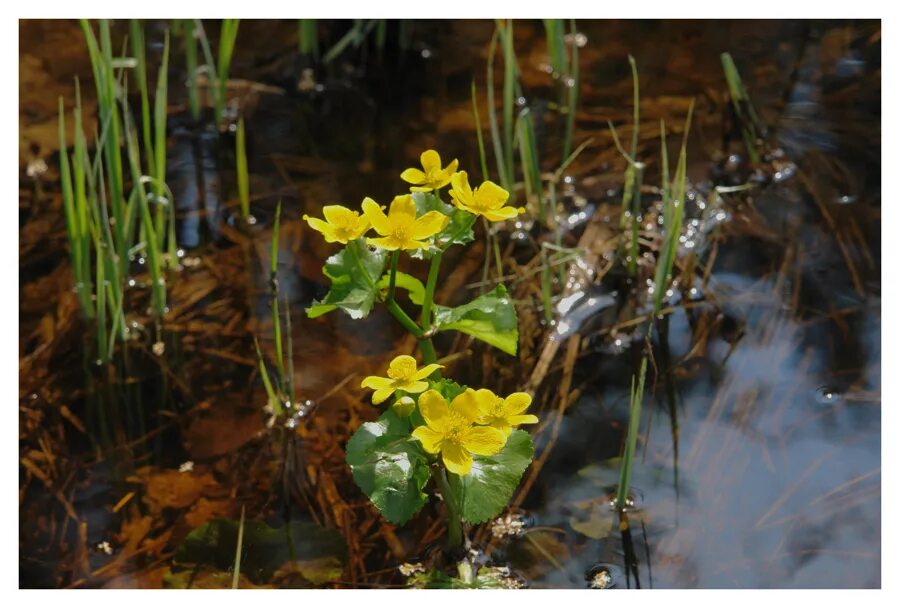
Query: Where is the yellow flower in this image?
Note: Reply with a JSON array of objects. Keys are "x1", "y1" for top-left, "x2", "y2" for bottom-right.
[
  {"x1": 473, "y1": 389, "x2": 539, "y2": 436},
  {"x1": 361, "y1": 194, "x2": 449, "y2": 251},
  {"x1": 302, "y1": 205, "x2": 370, "y2": 244},
  {"x1": 360, "y1": 355, "x2": 443, "y2": 405},
  {"x1": 412, "y1": 389, "x2": 507, "y2": 476},
  {"x1": 449, "y1": 171, "x2": 523, "y2": 222},
  {"x1": 400, "y1": 149, "x2": 459, "y2": 192}
]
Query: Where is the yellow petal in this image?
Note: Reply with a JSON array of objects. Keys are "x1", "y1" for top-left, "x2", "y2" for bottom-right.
[
  {"x1": 482, "y1": 206, "x2": 521, "y2": 222},
  {"x1": 507, "y1": 414, "x2": 539, "y2": 426},
  {"x1": 388, "y1": 194, "x2": 417, "y2": 220},
  {"x1": 401, "y1": 238, "x2": 431, "y2": 250},
  {"x1": 442, "y1": 442, "x2": 473, "y2": 476},
  {"x1": 351, "y1": 216, "x2": 371, "y2": 238},
  {"x1": 412, "y1": 363, "x2": 444, "y2": 381},
  {"x1": 403, "y1": 380, "x2": 430, "y2": 394},
  {"x1": 502, "y1": 392, "x2": 533, "y2": 416},
  {"x1": 360, "y1": 375, "x2": 392, "y2": 390},
  {"x1": 489, "y1": 421, "x2": 514, "y2": 436},
  {"x1": 463, "y1": 426, "x2": 506, "y2": 456},
  {"x1": 387, "y1": 355, "x2": 418, "y2": 379},
  {"x1": 420, "y1": 149, "x2": 441, "y2": 173},
  {"x1": 446, "y1": 159, "x2": 459, "y2": 174},
  {"x1": 412, "y1": 426, "x2": 444, "y2": 454},
  {"x1": 400, "y1": 167, "x2": 427, "y2": 184},
  {"x1": 412, "y1": 211, "x2": 449, "y2": 240},
  {"x1": 367, "y1": 236, "x2": 401, "y2": 250},
  {"x1": 471, "y1": 388, "x2": 500, "y2": 420},
  {"x1": 450, "y1": 389, "x2": 479, "y2": 424},
  {"x1": 322, "y1": 205, "x2": 354, "y2": 226},
  {"x1": 418, "y1": 389, "x2": 450, "y2": 431},
  {"x1": 361, "y1": 197, "x2": 390, "y2": 235},
  {"x1": 474, "y1": 180, "x2": 510, "y2": 209},
  {"x1": 372, "y1": 386, "x2": 396, "y2": 405},
  {"x1": 409, "y1": 185, "x2": 434, "y2": 193},
  {"x1": 303, "y1": 215, "x2": 338, "y2": 241},
  {"x1": 450, "y1": 171, "x2": 471, "y2": 197}
]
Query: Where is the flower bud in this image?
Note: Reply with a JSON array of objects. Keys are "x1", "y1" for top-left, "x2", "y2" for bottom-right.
[{"x1": 393, "y1": 395, "x2": 416, "y2": 417}]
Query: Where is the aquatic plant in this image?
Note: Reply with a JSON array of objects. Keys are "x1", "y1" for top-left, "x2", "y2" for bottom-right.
[
  {"x1": 720, "y1": 52, "x2": 763, "y2": 163},
  {"x1": 614, "y1": 357, "x2": 647, "y2": 511},
  {"x1": 303, "y1": 150, "x2": 538, "y2": 548},
  {"x1": 59, "y1": 19, "x2": 177, "y2": 361}
]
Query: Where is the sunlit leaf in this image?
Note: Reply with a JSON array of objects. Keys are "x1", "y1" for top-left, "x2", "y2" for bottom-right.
[
  {"x1": 449, "y1": 429, "x2": 533, "y2": 523},
  {"x1": 434, "y1": 284, "x2": 519, "y2": 355},
  {"x1": 306, "y1": 239, "x2": 386, "y2": 319},
  {"x1": 376, "y1": 271, "x2": 425, "y2": 305}
]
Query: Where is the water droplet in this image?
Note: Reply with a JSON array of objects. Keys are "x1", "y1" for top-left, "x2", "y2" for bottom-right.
[
  {"x1": 815, "y1": 386, "x2": 842, "y2": 405},
  {"x1": 835, "y1": 194, "x2": 857, "y2": 205}
]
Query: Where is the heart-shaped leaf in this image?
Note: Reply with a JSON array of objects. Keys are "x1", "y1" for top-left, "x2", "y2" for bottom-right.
[
  {"x1": 346, "y1": 408, "x2": 432, "y2": 525},
  {"x1": 449, "y1": 429, "x2": 534, "y2": 523},
  {"x1": 306, "y1": 239, "x2": 386, "y2": 319}
]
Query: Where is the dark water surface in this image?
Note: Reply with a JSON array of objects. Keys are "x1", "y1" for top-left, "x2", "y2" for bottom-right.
[{"x1": 19, "y1": 19, "x2": 880, "y2": 588}]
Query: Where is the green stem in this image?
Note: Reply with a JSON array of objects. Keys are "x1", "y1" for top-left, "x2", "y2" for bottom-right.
[
  {"x1": 420, "y1": 252, "x2": 442, "y2": 331},
  {"x1": 434, "y1": 466, "x2": 463, "y2": 549},
  {"x1": 387, "y1": 250, "x2": 399, "y2": 304}
]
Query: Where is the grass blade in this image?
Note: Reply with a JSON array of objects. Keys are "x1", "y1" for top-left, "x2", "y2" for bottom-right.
[
  {"x1": 616, "y1": 357, "x2": 648, "y2": 511},
  {"x1": 236, "y1": 116, "x2": 250, "y2": 220}
]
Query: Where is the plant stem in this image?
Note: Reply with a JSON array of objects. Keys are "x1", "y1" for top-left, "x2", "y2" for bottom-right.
[
  {"x1": 420, "y1": 252, "x2": 442, "y2": 331},
  {"x1": 434, "y1": 466, "x2": 463, "y2": 550},
  {"x1": 347, "y1": 241, "x2": 440, "y2": 365},
  {"x1": 386, "y1": 250, "x2": 399, "y2": 304}
]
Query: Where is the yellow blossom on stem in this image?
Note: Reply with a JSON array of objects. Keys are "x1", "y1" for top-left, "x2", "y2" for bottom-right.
[
  {"x1": 360, "y1": 355, "x2": 443, "y2": 405},
  {"x1": 302, "y1": 205, "x2": 370, "y2": 244},
  {"x1": 473, "y1": 389, "x2": 539, "y2": 436},
  {"x1": 362, "y1": 194, "x2": 449, "y2": 251},
  {"x1": 412, "y1": 389, "x2": 507, "y2": 476},
  {"x1": 449, "y1": 171, "x2": 523, "y2": 222},
  {"x1": 400, "y1": 149, "x2": 459, "y2": 192}
]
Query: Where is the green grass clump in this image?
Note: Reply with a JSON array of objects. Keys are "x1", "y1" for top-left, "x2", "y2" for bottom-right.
[
  {"x1": 652, "y1": 102, "x2": 694, "y2": 317},
  {"x1": 59, "y1": 20, "x2": 178, "y2": 361}
]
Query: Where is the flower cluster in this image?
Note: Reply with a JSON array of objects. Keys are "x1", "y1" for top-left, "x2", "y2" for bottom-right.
[
  {"x1": 303, "y1": 149, "x2": 522, "y2": 251},
  {"x1": 361, "y1": 355, "x2": 538, "y2": 476}
]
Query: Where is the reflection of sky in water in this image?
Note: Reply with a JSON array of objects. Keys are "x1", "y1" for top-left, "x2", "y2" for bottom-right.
[{"x1": 524, "y1": 268, "x2": 880, "y2": 588}]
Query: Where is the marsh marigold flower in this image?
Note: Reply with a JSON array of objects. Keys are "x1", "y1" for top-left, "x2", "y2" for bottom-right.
[
  {"x1": 302, "y1": 205, "x2": 370, "y2": 244},
  {"x1": 362, "y1": 194, "x2": 449, "y2": 251},
  {"x1": 449, "y1": 171, "x2": 523, "y2": 222},
  {"x1": 412, "y1": 389, "x2": 507, "y2": 476},
  {"x1": 360, "y1": 355, "x2": 443, "y2": 405},
  {"x1": 400, "y1": 149, "x2": 459, "y2": 192},
  {"x1": 473, "y1": 389, "x2": 539, "y2": 436}
]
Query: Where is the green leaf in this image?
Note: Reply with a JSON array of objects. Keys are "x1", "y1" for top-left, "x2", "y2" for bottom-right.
[
  {"x1": 433, "y1": 284, "x2": 519, "y2": 355},
  {"x1": 172, "y1": 518, "x2": 346, "y2": 585},
  {"x1": 345, "y1": 408, "x2": 432, "y2": 525},
  {"x1": 376, "y1": 271, "x2": 425, "y2": 305},
  {"x1": 306, "y1": 239, "x2": 386, "y2": 319},
  {"x1": 449, "y1": 430, "x2": 534, "y2": 524},
  {"x1": 427, "y1": 377, "x2": 467, "y2": 402},
  {"x1": 411, "y1": 191, "x2": 476, "y2": 259}
]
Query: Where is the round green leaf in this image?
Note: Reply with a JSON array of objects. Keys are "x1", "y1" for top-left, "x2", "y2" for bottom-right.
[{"x1": 448, "y1": 429, "x2": 534, "y2": 524}]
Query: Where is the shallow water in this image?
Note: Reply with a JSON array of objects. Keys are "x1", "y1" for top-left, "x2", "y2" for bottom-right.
[{"x1": 19, "y1": 19, "x2": 880, "y2": 588}]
